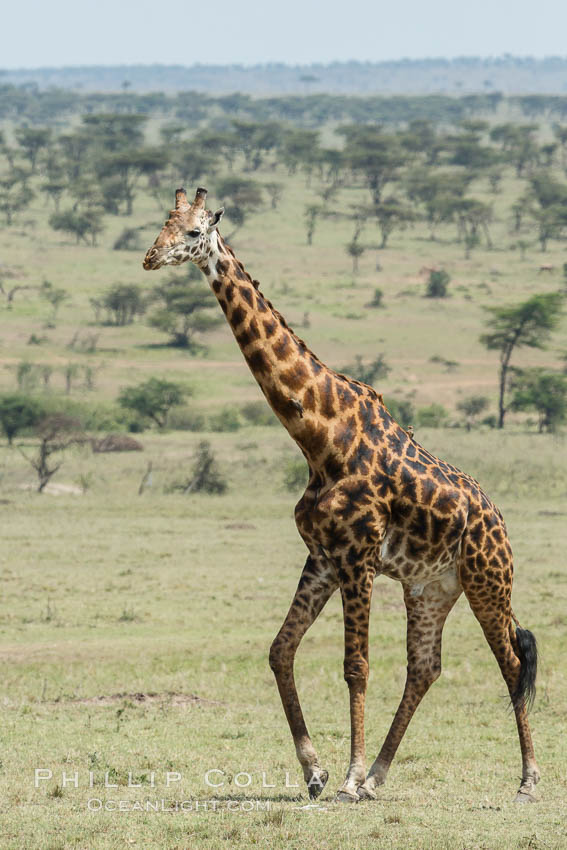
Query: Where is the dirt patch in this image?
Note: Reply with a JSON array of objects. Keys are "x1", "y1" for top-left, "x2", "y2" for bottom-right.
[
  {"x1": 20, "y1": 482, "x2": 83, "y2": 496},
  {"x1": 67, "y1": 691, "x2": 223, "y2": 707}
]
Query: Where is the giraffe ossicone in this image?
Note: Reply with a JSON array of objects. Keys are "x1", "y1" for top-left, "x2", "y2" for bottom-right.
[{"x1": 143, "y1": 187, "x2": 540, "y2": 804}]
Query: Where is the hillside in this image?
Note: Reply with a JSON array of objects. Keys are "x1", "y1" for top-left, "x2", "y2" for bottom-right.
[{"x1": 3, "y1": 55, "x2": 567, "y2": 94}]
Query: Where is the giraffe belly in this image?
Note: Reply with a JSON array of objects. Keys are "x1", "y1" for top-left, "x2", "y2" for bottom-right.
[{"x1": 378, "y1": 528, "x2": 461, "y2": 586}]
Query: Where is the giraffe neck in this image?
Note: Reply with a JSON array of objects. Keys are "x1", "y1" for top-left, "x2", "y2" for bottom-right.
[{"x1": 202, "y1": 234, "x2": 362, "y2": 472}]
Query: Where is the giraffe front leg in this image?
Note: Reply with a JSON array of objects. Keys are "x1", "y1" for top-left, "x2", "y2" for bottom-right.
[
  {"x1": 335, "y1": 569, "x2": 374, "y2": 803},
  {"x1": 269, "y1": 556, "x2": 337, "y2": 799}
]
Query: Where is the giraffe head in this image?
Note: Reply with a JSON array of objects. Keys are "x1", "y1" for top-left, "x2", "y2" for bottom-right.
[{"x1": 143, "y1": 187, "x2": 224, "y2": 271}]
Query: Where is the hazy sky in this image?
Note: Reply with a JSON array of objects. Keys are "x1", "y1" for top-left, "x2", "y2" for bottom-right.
[{"x1": 3, "y1": 0, "x2": 565, "y2": 68}]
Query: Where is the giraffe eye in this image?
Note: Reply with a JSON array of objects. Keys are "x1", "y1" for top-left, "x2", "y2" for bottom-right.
[{"x1": 186, "y1": 229, "x2": 201, "y2": 238}]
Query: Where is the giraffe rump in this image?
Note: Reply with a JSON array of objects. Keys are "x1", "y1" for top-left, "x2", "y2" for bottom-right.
[{"x1": 512, "y1": 626, "x2": 538, "y2": 712}]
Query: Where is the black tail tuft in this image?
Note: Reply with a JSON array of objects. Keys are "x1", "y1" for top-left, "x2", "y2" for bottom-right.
[{"x1": 511, "y1": 627, "x2": 538, "y2": 712}]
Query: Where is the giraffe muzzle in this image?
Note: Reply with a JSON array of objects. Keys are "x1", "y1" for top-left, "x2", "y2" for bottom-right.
[{"x1": 143, "y1": 247, "x2": 163, "y2": 270}]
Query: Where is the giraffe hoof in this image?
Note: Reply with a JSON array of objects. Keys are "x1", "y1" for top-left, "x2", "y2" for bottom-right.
[
  {"x1": 334, "y1": 790, "x2": 359, "y2": 804},
  {"x1": 514, "y1": 790, "x2": 538, "y2": 804},
  {"x1": 356, "y1": 784, "x2": 377, "y2": 801},
  {"x1": 307, "y1": 770, "x2": 328, "y2": 800}
]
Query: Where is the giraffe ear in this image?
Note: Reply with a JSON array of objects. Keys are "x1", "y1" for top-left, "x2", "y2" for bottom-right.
[{"x1": 208, "y1": 208, "x2": 224, "y2": 232}]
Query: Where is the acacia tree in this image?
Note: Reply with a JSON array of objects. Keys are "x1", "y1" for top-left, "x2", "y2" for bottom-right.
[
  {"x1": 18, "y1": 414, "x2": 83, "y2": 492},
  {"x1": 14, "y1": 126, "x2": 52, "y2": 172},
  {"x1": 552, "y1": 124, "x2": 567, "y2": 168},
  {"x1": 452, "y1": 198, "x2": 494, "y2": 254},
  {"x1": 96, "y1": 147, "x2": 165, "y2": 215},
  {"x1": 0, "y1": 174, "x2": 33, "y2": 225},
  {"x1": 345, "y1": 237, "x2": 365, "y2": 273},
  {"x1": 304, "y1": 204, "x2": 321, "y2": 246},
  {"x1": 101, "y1": 284, "x2": 145, "y2": 325},
  {"x1": 526, "y1": 172, "x2": 567, "y2": 251},
  {"x1": 40, "y1": 179, "x2": 66, "y2": 212},
  {"x1": 173, "y1": 146, "x2": 217, "y2": 189},
  {"x1": 0, "y1": 276, "x2": 34, "y2": 310},
  {"x1": 404, "y1": 169, "x2": 469, "y2": 240},
  {"x1": 340, "y1": 125, "x2": 405, "y2": 207},
  {"x1": 81, "y1": 113, "x2": 147, "y2": 152},
  {"x1": 0, "y1": 394, "x2": 43, "y2": 445},
  {"x1": 118, "y1": 378, "x2": 190, "y2": 429},
  {"x1": 480, "y1": 292, "x2": 563, "y2": 428},
  {"x1": 489, "y1": 123, "x2": 539, "y2": 177},
  {"x1": 265, "y1": 182, "x2": 283, "y2": 210},
  {"x1": 40, "y1": 280, "x2": 69, "y2": 326},
  {"x1": 374, "y1": 197, "x2": 415, "y2": 248},
  {"x1": 511, "y1": 369, "x2": 567, "y2": 433},
  {"x1": 231, "y1": 119, "x2": 281, "y2": 170},
  {"x1": 147, "y1": 274, "x2": 222, "y2": 350},
  {"x1": 49, "y1": 208, "x2": 104, "y2": 246},
  {"x1": 57, "y1": 129, "x2": 92, "y2": 181},
  {"x1": 279, "y1": 129, "x2": 319, "y2": 179},
  {"x1": 216, "y1": 176, "x2": 263, "y2": 238},
  {"x1": 344, "y1": 215, "x2": 366, "y2": 272}
]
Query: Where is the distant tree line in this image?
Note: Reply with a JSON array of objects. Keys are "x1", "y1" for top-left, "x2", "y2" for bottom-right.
[
  {"x1": 3, "y1": 92, "x2": 567, "y2": 262},
  {"x1": 4, "y1": 82, "x2": 567, "y2": 127}
]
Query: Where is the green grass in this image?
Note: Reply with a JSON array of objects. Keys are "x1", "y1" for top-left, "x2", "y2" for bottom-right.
[
  {"x1": 1, "y1": 428, "x2": 567, "y2": 848},
  {"x1": 1, "y1": 132, "x2": 567, "y2": 848}
]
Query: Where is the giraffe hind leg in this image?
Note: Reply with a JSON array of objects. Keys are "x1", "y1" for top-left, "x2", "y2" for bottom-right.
[
  {"x1": 460, "y1": 539, "x2": 540, "y2": 801},
  {"x1": 358, "y1": 574, "x2": 462, "y2": 800}
]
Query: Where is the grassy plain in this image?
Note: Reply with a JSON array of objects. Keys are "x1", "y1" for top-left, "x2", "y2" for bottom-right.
[{"x1": 1, "y1": 138, "x2": 567, "y2": 848}]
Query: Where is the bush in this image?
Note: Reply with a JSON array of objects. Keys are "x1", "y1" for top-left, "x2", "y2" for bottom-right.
[
  {"x1": 167, "y1": 407, "x2": 206, "y2": 432},
  {"x1": 383, "y1": 398, "x2": 415, "y2": 429},
  {"x1": 113, "y1": 227, "x2": 143, "y2": 251},
  {"x1": 208, "y1": 407, "x2": 241, "y2": 432},
  {"x1": 415, "y1": 403, "x2": 449, "y2": 427},
  {"x1": 32, "y1": 397, "x2": 139, "y2": 433},
  {"x1": 47, "y1": 399, "x2": 129, "y2": 433},
  {"x1": 342, "y1": 354, "x2": 390, "y2": 386},
  {"x1": 283, "y1": 459, "x2": 308, "y2": 492},
  {"x1": 425, "y1": 270, "x2": 450, "y2": 298},
  {"x1": 167, "y1": 441, "x2": 227, "y2": 494},
  {"x1": 240, "y1": 401, "x2": 278, "y2": 427},
  {"x1": 27, "y1": 334, "x2": 48, "y2": 346},
  {"x1": 127, "y1": 420, "x2": 146, "y2": 434},
  {"x1": 367, "y1": 288, "x2": 384, "y2": 308},
  {"x1": 456, "y1": 395, "x2": 489, "y2": 431},
  {"x1": 481, "y1": 414, "x2": 498, "y2": 429}
]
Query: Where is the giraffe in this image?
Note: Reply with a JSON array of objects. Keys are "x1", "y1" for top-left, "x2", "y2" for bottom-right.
[{"x1": 143, "y1": 187, "x2": 540, "y2": 804}]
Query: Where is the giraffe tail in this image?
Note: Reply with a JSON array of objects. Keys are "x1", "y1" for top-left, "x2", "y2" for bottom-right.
[{"x1": 510, "y1": 612, "x2": 538, "y2": 712}]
